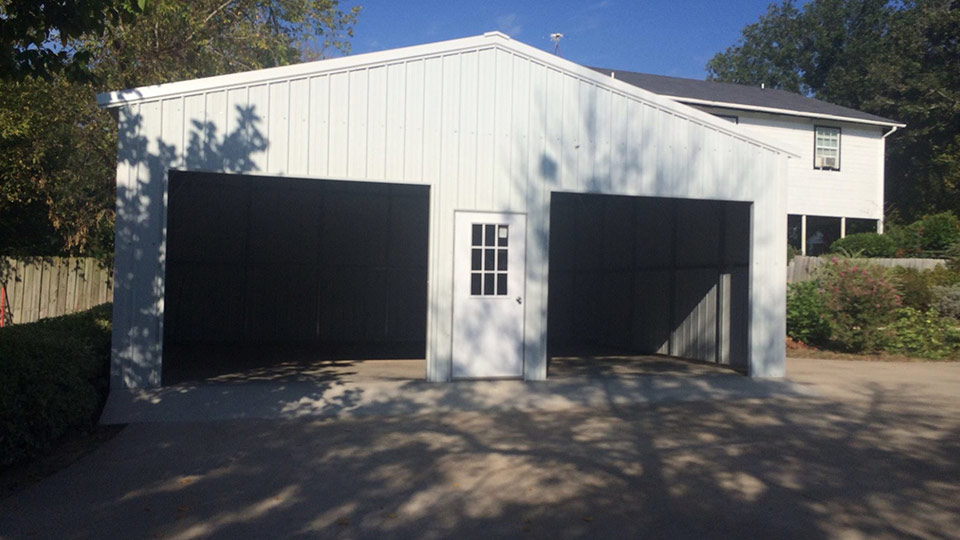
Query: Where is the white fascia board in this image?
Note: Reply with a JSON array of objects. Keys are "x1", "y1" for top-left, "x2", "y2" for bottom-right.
[
  {"x1": 664, "y1": 95, "x2": 906, "y2": 129},
  {"x1": 96, "y1": 33, "x2": 507, "y2": 108}
]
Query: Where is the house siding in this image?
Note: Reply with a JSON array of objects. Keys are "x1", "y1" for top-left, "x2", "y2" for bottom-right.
[{"x1": 695, "y1": 106, "x2": 885, "y2": 221}]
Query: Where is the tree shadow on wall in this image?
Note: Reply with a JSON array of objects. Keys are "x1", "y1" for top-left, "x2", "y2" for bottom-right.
[{"x1": 113, "y1": 103, "x2": 268, "y2": 388}]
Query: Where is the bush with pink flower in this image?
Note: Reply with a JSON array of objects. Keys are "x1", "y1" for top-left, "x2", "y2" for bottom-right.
[{"x1": 816, "y1": 258, "x2": 902, "y2": 352}]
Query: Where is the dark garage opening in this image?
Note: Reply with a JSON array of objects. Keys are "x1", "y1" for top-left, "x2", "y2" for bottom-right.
[
  {"x1": 162, "y1": 171, "x2": 429, "y2": 384},
  {"x1": 547, "y1": 192, "x2": 751, "y2": 375}
]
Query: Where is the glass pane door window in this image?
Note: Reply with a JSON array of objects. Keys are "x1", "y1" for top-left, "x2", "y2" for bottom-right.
[{"x1": 470, "y1": 223, "x2": 509, "y2": 296}]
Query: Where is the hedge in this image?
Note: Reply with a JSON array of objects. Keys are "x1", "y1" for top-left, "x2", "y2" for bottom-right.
[
  {"x1": 829, "y1": 232, "x2": 897, "y2": 258},
  {"x1": 0, "y1": 304, "x2": 112, "y2": 467}
]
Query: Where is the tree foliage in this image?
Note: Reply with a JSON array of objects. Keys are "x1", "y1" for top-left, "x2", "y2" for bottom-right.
[
  {"x1": 0, "y1": 77, "x2": 116, "y2": 257},
  {"x1": 708, "y1": 0, "x2": 960, "y2": 220},
  {"x1": 90, "y1": 0, "x2": 360, "y2": 89},
  {"x1": 0, "y1": 0, "x2": 144, "y2": 81},
  {"x1": 0, "y1": 0, "x2": 360, "y2": 259}
]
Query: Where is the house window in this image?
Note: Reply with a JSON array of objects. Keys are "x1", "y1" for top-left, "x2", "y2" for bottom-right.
[
  {"x1": 714, "y1": 114, "x2": 738, "y2": 124},
  {"x1": 805, "y1": 216, "x2": 842, "y2": 256},
  {"x1": 787, "y1": 215, "x2": 802, "y2": 251},
  {"x1": 814, "y1": 126, "x2": 840, "y2": 170},
  {"x1": 846, "y1": 218, "x2": 879, "y2": 235}
]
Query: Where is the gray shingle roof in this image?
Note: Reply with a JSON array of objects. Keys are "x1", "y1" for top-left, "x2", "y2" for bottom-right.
[{"x1": 588, "y1": 67, "x2": 902, "y2": 127}]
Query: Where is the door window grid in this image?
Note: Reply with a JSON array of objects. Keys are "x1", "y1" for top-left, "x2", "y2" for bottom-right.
[{"x1": 470, "y1": 223, "x2": 508, "y2": 296}]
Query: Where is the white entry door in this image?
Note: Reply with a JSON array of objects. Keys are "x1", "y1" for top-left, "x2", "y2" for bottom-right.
[{"x1": 452, "y1": 212, "x2": 526, "y2": 379}]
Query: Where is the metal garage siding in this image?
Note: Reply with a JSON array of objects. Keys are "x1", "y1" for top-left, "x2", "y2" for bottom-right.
[{"x1": 106, "y1": 33, "x2": 789, "y2": 387}]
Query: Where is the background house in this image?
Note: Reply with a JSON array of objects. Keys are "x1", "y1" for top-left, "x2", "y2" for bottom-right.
[{"x1": 592, "y1": 69, "x2": 904, "y2": 255}]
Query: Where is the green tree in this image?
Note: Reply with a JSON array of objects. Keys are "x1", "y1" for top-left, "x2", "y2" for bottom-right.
[
  {"x1": 707, "y1": 0, "x2": 960, "y2": 220},
  {"x1": 89, "y1": 0, "x2": 360, "y2": 90},
  {"x1": 0, "y1": 0, "x2": 145, "y2": 81},
  {"x1": 0, "y1": 76, "x2": 116, "y2": 258},
  {"x1": 0, "y1": 0, "x2": 360, "y2": 260}
]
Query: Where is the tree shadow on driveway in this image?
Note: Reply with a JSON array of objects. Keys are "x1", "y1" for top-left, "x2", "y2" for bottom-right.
[{"x1": 2, "y1": 370, "x2": 959, "y2": 539}]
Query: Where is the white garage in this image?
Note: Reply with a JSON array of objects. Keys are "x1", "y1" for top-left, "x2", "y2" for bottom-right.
[{"x1": 99, "y1": 32, "x2": 791, "y2": 389}]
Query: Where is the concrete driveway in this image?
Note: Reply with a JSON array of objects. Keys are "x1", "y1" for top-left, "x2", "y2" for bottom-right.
[{"x1": 2, "y1": 358, "x2": 959, "y2": 539}]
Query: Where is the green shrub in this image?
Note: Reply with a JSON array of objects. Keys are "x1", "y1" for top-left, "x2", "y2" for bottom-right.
[
  {"x1": 915, "y1": 212, "x2": 960, "y2": 253},
  {"x1": 829, "y1": 232, "x2": 896, "y2": 258},
  {"x1": 0, "y1": 304, "x2": 112, "y2": 467},
  {"x1": 887, "y1": 212, "x2": 960, "y2": 257},
  {"x1": 787, "y1": 243, "x2": 799, "y2": 264},
  {"x1": 934, "y1": 286, "x2": 960, "y2": 321},
  {"x1": 884, "y1": 308, "x2": 960, "y2": 359},
  {"x1": 786, "y1": 280, "x2": 831, "y2": 346},
  {"x1": 887, "y1": 267, "x2": 937, "y2": 311},
  {"x1": 886, "y1": 223, "x2": 924, "y2": 257},
  {"x1": 947, "y1": 242, "x2": 960, "y2": 273},
  {"x1": 886, "y1": 266, "x2": 960, "y2": 311},
  {"x1": 819, "y1": 259, "x2": 901, "y2": 352}
]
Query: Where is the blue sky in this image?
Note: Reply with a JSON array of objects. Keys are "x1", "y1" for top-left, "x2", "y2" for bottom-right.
[{"x1": 345, "y1": 0, "x2": 779, "y2": 80}]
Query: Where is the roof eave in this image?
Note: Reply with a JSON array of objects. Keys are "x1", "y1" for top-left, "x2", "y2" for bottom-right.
[{"x1": 666, "y1": 96, "x2": 905, "y2": 128}]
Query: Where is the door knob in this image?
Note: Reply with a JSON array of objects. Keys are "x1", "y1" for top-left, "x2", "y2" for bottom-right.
[{"x1": 516, "y1": 296, "x2": 522, "y2": 304}]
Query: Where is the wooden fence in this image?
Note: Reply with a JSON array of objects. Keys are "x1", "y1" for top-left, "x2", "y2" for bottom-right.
[
  {"x1": 0, "y1": 257, "x2": 113, "y2": 325},
  {"x1": 787, "y1": 255, "x2": 947, "y2": 283}
]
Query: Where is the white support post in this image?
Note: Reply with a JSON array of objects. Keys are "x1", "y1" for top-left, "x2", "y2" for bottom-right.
[
  {"x1": 800, "y1": 215, "x2": 807, "y2": 256},
  {"x1": 840, "y1": 217, "x2": 846, "y2": 238}
]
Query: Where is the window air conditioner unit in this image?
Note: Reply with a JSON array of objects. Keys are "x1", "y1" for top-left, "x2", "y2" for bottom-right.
[{"x1": 817, "y1": 156, "x2": 837, "y2": 169}]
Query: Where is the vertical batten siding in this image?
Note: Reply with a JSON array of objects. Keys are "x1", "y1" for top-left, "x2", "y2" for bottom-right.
[
  {"x1": 224, "y1": 88, "x2": 245, "y2": 172},
  {"x1": 288, "y1": 78, "x2": 310, "y2": 176},
  {"x1": 327, "y1": 73, "x2": 348, "y2": 177},
  {"x1": 110, "y1": 38, "x2": 789, "y2": 387},
  {"x1": 422, "y1": 56, "x2": 442, "y2": 381},
  {"x1": 509, "y1": 54, "x2": 531, "y2": 212},
  {"x1": 246, "y1": 85, "x2": 268, "y2": 172},
  {"x1": 385, "y1": 63, "x2": 406, "y2": 179},
  {"x1": 204, "y1": 91, "x2": 227, "y2": 170},
  {"x1": 475, "y1": 49, "x2": 496, "y2": 209},
  {"x1": 491, "y1": 49, "x2": 515, "y2": 208},
  {"x1": 367, "y1": 66, "x2": 387, "y2": 181},
  {"x1": 308, "y1": 75, "x2": 330, "y2": 177},
  {"x1": 347, "y1": 69, "x2": 368, "y2": 178},
  {"x1": 182, "y1": 95, "x2": 204, "y2": 167},
  {"x1": 132, "y1": 99, "x2": 164, "y2": 387},
  {"x1": 457, "y1": 51, "x2": 479, "y2": 208},
  {"x1": 110, "y1": 104, "x2": 137, "y2": 387},
  {"x1": 403, "y1": 60, "x2": 424, "y2": 182}
]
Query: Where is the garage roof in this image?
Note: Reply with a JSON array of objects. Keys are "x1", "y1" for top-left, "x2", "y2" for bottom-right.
[{"x1": 589, "y1": 68, "x2": 904, "y2": 128}]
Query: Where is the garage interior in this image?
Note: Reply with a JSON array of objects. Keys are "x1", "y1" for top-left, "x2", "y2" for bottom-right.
[
  {"x1": 162, "y1": 171, "x2": 429, "y2": 384},
  {"x1": 547, "y1": 193, "x2": 751, "y2": 375}
]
